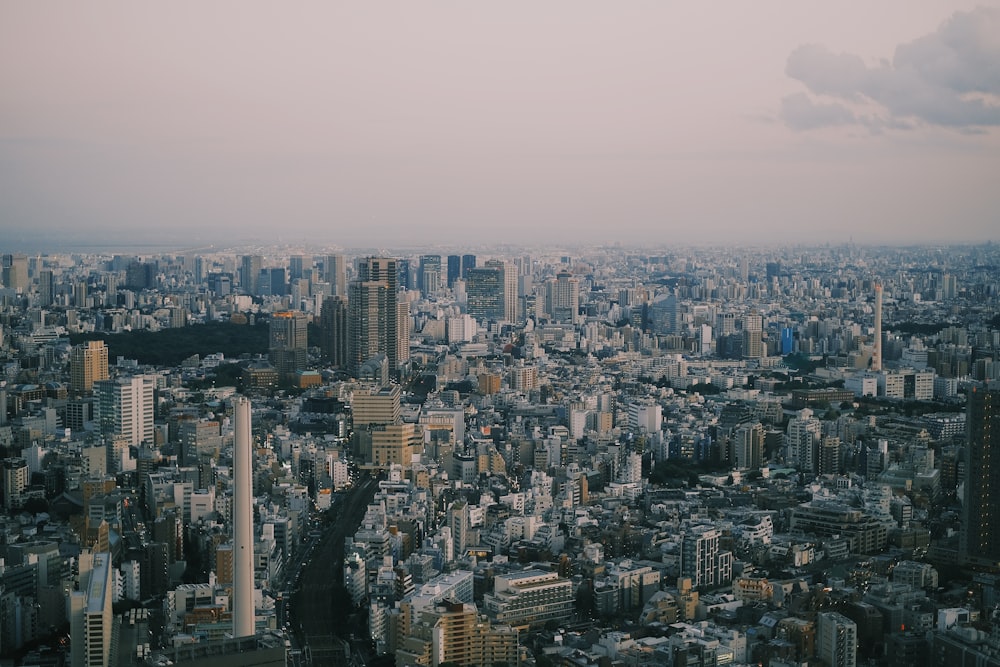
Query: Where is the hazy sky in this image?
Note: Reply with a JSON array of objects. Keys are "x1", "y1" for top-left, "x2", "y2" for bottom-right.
[{"x1": 2, "y1": 2, "x2": 999, "y2": 250}]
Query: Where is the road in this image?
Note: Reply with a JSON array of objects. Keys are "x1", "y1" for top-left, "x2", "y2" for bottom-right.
[{"x1": 291, "y1": 476, "x2": 379, "y2": 666}]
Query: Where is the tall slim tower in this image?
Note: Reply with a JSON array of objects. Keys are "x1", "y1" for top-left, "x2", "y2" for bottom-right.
[
  {"x1": 961, "y1": 385, "x2": 1000, "y2": 569},
  {"x1": 873, "y1": 283, "x2": 883, "y2": 372},
  {"x1": 326, "y1": 254, "x2": 348, "y2": 297},
  {"x1": 233, "y1": 397, "x2": 255, "y2": 637}
]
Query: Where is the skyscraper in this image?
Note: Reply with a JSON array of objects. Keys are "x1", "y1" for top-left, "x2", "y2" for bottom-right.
[
  {"x1": 466, "y1": 266, "x2": 504, "y2": 322},
  {"x1": 419, "y1": 255, "x2": 442, "y2": 295},
  {"x1": 350, "y1": 257, "x2": 399, "y2": 375},
  {"x1": 320, "y1": 295, "x2": 349, "y2": 368},
  {"x1": 461, "y1": 254, "x2": 477, "y2": 278},
  {"x1": 446, "y1": 255, "x2": 462, "y2": 288},
  {"x1": 269, "y1": 311, "x2": 309, "y2": 382},
  {"x1": 288, "y1": 254, "x2": 306, "y2": 281},
  {"x1": 488, "y1": 259, "x2": 518, "y2": 324},
  {"x1": 38, "y1": 269, "x2": 54, "y2": 307},
  {"x1": 240, "y1": 255, "x2": 263, "y2": 295},
  {"x1": 325, "y1": 254, "x2": 348, "y2": 297},
  {"x1": 961, "y1": 385, "x2": 1000, "y2": 569},
  {"x1": 70, "y1": 341, "x2": 109, "y2": 396}
]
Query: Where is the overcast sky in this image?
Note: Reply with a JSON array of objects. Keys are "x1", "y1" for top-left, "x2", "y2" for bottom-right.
[{"x1": 2, "y1": 2, "x2": 998, "y2": 250}]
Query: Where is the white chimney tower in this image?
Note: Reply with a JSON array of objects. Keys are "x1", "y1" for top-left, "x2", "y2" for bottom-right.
[{"x1": 233, "y1": 396, "x2": 256, "y2": 637}]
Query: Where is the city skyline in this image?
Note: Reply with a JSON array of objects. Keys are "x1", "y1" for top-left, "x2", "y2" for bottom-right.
[{"x1": 2, "y1": 2, "x2": 999, "y2": 250}]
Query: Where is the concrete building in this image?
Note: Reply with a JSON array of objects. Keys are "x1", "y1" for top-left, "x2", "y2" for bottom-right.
[{"x1": 483, "y1": 570, "x2": 573, "y2": 630}]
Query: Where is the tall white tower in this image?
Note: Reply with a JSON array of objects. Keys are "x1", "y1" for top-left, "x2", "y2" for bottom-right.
[
  {"x1": 873, "y1": 284, "x2": 883, "y2": 372},
  {"x1": 233, "y1": 396, "x2": 255, "y2": 637}
]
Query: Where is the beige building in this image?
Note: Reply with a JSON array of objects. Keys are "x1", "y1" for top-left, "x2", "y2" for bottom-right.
[
  {"x1": 371, "y1": 423, "x2": 421, "y2": 468},
  {"x1": 395, "y1": 599, "x2": 518, "y2": 667},
  {"x1": 70, "y1": 341, "x2": 109, "y2": 395}
]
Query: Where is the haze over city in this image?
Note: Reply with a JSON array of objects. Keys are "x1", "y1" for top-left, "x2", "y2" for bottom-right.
[{"x1": 2, "y1": 2, "x2": 999, "y2": 251}]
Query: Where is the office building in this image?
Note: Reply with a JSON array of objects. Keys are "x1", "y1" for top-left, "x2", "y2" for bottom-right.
[
  {"x1": 288, "y1": 254, "x2": 306, "y2": 281},
  {"x1": 419, "y1": 255, "x2": 442, "y2": 295},
  {"x1": 961, "y1": 386, "x2": 1000, "y2": 569},
  {"x1": 352, "y1": 385, "x2": 401, "y2": 428},
  {"x1": 483, "y1": 570, "x2": 573, "y2": 630},
  {"x1": 371, "y1": 423, "x2": 420, "y2": 469},
  {"x1": 461, "y1": 254, "x2": 477, "y2": 278},
  {"x1": 446, "y1": 254, "x2": 462, "y2": 287},
  {"x1": 95, "y1": 375, "x2": 156, "y2": 448},
  {"x1": 320, "y1": 295, "x2": 349, "y2": 368},
  {"x1": 70, "y1": 340, "x2": 109, "y2": 396},
  {"x1": 269, "y1": 311, "x2": 309, "y2": 382},
  {"x1": 240, "y1": 255, "x2": 262, "y2": 295},
  {"x1": 466, "y1": 265, "x2": 504, "y2": 322}
]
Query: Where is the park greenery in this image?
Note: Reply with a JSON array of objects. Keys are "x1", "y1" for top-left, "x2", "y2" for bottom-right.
[{"x1": 69, "y1": 321, "x2": 269, "y2": 366}]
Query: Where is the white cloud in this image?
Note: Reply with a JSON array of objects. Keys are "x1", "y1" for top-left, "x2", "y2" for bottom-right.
[{"x1": 783, "y1": 6, "x2": 1000, "y2": 130}]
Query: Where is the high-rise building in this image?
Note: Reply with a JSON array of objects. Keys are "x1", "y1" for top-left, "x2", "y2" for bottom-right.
[
  {"x1": 320, "y1": 295, "x2": 349, "y2": 368},
  {"x1": 240, "y1": 255, "x2": 263, "y2": 295},
  {"x1": 269, "y1": 311, "x2": 309, "y2": 382},
  {"x1": 325, "y1": 254, "x2": 348, "y2": 297},
  {"x1": 70, "y1": 341, "x2": 109, "y2": 396},
  {"x1": 488, "y1": 259, "x2": 518, "y2": 324},
  {"x1": 38, "y1": 269, "x2": 54, "y2": 307},
  {"x1": 349, "y1": 257, "x2": 399, "y2": 375},
  {"x1": 786, "y1": 408, "x2": 821, "y2": 473},
  {"x1": 548, "y1": 271, "x2": 580, "y2": 324},
  {"x1": 466, "y1": 266, "x2": 504, "y2": 322},
  {"x1": 288, "y1": 255, "x2": 306, "y2": 281},
  {"x1": 743, "y1": 311, "x2": 764, "y2": 359},
  {"x1": 680, "y1": 525, "x2": 733, "y2": 589},
  {"x1": 733, "y1": 422, "x2": 765, "y2": 470},
  {"x1": 69, "y1": 552, "x2": 114, "y2": 667},
  {"x1": 1, "y1": 254, "x2": 28, "y2": 292},
  {"x1": 461, "y1": 254, "x2": 477, "y2": 278},
  {"x1": 446, "y1": 255, "x2": 462, "y2": 287},
  {"x1": 95, "y1": 375, "x2": 156, "y2": 448},
  {"x1": 961, "y1": 386, "x2": 1000, "y2": 569},
  {"x1": 419, "y1": 255, "x2": 442, "y2": 295},
  {"x1": 817, "y1": 611, "x2": 857, "y2": 667}
]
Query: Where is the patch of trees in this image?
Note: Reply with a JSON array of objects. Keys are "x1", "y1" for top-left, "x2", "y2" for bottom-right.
[
  {"x1": 70, "y1": 321, "x2": 269, "y2": 366},
  {"x1": 887, "y1": 321, "x2": 948, "y2": 336}
]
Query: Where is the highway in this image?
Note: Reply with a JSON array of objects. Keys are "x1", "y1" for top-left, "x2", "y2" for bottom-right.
[{"x1": 291, "y1": 475, "x2": 379, "y2": 666}]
